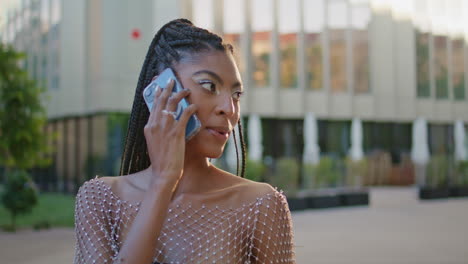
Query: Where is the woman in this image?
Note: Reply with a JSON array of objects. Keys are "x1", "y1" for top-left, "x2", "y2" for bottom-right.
[{"x1": 74, "y1": 18, "x2": 295, "y2": 264}]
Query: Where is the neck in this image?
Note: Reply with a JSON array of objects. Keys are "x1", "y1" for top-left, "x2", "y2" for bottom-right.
[
  {"x1": 175, "y1": 149, "x2": 215, "y2": 196},
  {"x1": 143, "y1": 149, "x2": 216, "y2": 198}
]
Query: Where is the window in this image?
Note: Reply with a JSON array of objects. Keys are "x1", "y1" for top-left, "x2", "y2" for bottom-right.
[
  {"x1": 434, "y1": 35, "x2": 448, "y2": 99},
  {"x1": 223, "y1": 0, "x2": 244, "y2": 71},
  {"x1": 429, "y1": 124, "x2": 453, "y2": 155},
  {"x1": 251, "y1": 0, "x2": 273, "y2": 88},
  {"x1": 452, "y1": 38, "x2": 465, "y2": 100},
  {"x1": 262, "y1": 119, "x2": 303, "y2": 159},
  {"x1": 318, "y1": 120, "x2": 350, "y2": 157},
  {"x1": 416, "y1": 31, "x2": 430, "y2": 97},
  {"x1": 304, "y1": 0, "x2": 324, "y2": 90},
  {"x1": 362, "y1": 122, "x2": 411, "y2": 164},
  {"x1": 41, "y1": 53, "x2": 47, "y2": 86},
  {"x1": 40, "y1": 0, "x2": 50, "y2": 33},
  {"x1": 279, "y1": 0, "x2": 299, "y2": 88},
  {"x1": 351, "y1": 3, "x2": 370, "y2": 93},
  {"x1": 50, "y1": 0, "x2": 61, "y2": 26},
  {"x1": 328, "y1": 0, "x2": 348, "y2": 92}
]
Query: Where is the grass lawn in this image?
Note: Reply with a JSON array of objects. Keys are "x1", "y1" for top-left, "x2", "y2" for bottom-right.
[{"x1": 0, "y1": 192, "x2": 75, "y2": 230}]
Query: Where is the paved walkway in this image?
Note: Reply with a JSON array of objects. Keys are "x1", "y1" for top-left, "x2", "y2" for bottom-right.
[
  {"x1": 294, "y1": 187, "x2": 468, "y2": 264},
  {"x1": 1, "y1": 187, "x2": 467, "y2": 264}
]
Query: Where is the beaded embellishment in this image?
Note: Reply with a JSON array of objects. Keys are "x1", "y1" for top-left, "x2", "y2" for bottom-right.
[{"x1": 73, "y1": 178, "x2": 295, "y2": 263}]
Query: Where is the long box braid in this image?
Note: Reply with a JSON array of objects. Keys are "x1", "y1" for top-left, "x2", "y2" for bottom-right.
[{"x1": 119, "y1": 18, "x2": 247, "y2": 178}]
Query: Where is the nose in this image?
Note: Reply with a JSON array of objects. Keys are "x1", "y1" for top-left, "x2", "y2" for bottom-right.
[{"x1": 215, "y1": 93, "x2": 235, "y2": 117}]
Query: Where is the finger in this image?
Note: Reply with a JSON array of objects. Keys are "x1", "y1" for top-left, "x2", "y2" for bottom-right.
[
  {"x1": 156, "y1": 79, "x2": 174, "y2": 113},
  {"x1": 166, "y1": 89, "x2": 191, "y2": 113},
  {"x1": 150, "y1": 85, "x2": 163, "y2": 114},
  {"x1": 176, "y1": 104, "x2": 198, "y2": 131}
]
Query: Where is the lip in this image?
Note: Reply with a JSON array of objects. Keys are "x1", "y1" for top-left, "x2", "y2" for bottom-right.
[{"x1": 206, "y1": 126, "x2": 231, "y2": 141}]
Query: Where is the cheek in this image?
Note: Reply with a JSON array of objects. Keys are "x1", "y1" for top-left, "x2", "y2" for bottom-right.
[{"x1": 232, "y1": 111, "x2": 240, "y2": 124}]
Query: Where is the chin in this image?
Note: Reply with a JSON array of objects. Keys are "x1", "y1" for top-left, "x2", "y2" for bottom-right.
[
  {"x1": 204, "y1": 145, "x2": 226, "y2": 159},
  {"x1": 187, "y1": 137, "x2": 227, "y2": 159}
]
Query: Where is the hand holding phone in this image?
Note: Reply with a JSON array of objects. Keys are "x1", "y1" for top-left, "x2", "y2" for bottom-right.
[{"x1": 143, "y1": 68, "x2": 201, "y2": 140}]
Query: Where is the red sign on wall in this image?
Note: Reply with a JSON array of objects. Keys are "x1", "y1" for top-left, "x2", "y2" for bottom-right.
[{"x1": 131, "y1": 29, "x2": 141, "y2": 40}]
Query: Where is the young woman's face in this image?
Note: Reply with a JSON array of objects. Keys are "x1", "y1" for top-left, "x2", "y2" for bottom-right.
[{"x1": 173, "y1": 50, "x2": 243, "y2": 158}]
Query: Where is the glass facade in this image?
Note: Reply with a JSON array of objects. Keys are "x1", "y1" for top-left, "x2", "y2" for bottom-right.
[
  {"x1": 279, "y1": 0, "x2": 299, "y2": 88},
  {"x1": 416, "y1": 31, "x2": 430, "y2": 97},
  {"x1": 351, "y1": 3, "x2": 370, "y2": 94},
  {"x1": 362, "y1": 122, "x2": 411, "y2": 164},
  {"x1": 429, "y1": 124, "x2": 454, "y2": 156},
  {"x1": 40, "y1": 114, "x2": 129, "y2": 193},
  {"x1": 452, "y1": 38, "x2": 465, "y2": 100},
  {"x1": 222, "y1": 0, "x2": 244, "y2": 71},
  {"x1": 318, "y1": 120, "x2": 350, "y2": 157},
  {"x1": 261, "y1": 119, "x2": 303, "y2": 159},
  {"x1": 251, "y1": 0, "x2": 273, "y2": 88},
  {"x1": 328, "y1": 0, "x2": 348, "y2": 93},
  {"x1": 434, "y1": 35, "x2": 449, "y2": 99},
  {"x1": 304, "y1": 0, "x2": 324, "y2": 90}
]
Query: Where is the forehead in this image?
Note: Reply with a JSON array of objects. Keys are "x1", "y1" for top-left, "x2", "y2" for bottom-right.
[{"x1": 174, "y1": 50, "x2": 241, "y2": 83}]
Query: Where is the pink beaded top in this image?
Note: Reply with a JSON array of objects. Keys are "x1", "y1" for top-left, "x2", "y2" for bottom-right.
[{"x1": 73, "y1": 177, "x2": 295, "y2": 263}]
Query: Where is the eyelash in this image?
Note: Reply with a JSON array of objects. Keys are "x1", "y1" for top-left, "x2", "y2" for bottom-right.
[
  {"x1": 199, "y1": 80, "x2": 218, "y2": 94},
  {"x1": 199, "y1": 80, "x2": 244, "y2": 100},
  {"x1": 232, "y1": 91, "x2": 244, "y2": 101}
]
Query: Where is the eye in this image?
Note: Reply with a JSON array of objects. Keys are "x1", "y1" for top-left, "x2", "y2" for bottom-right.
[
  {"x1": 199, "y1": 80, "x2": 218, "y2": 94},
  {"x1": 232, "y1": 91, "x2": 244, "y2": 101}
]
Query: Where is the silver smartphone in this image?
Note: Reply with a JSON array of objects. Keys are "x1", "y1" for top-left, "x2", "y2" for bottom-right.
[{"x1": 143, "y1": 68, "x2": 201, "y2": 140}]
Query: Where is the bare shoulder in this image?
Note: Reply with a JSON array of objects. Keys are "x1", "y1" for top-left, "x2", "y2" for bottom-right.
[
  {"x1": 76, "y1": 175, "x2": 136, "y2": 202},
  {"x1": 216, "y1": 169, "x2": 280, "y2": 203}
]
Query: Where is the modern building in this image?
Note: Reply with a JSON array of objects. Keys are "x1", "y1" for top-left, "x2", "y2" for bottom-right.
[{"x1": 1, "y1": 0, "x2": 467, "y2": 192}]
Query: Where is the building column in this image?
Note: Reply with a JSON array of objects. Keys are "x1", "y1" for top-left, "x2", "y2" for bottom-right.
[
  {"x1": 242, "y1": 0, "x2": 253, "y2": 113},
  {"x1": 272, "y1": 0, "x2": 280, "y2": 115},
  {"x1": 298, "y1": 0, "x2": 307, "y2": 112}
]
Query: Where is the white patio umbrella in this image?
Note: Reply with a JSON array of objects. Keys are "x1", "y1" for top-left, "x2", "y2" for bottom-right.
[
  {"x1": 303, "y1": 112, "x2": 320, "y2": 165},
  {"x1": 411, "y1": 118, "x2": 430, "y2": 186},
  {"x1": 349, "y1": 118, "x2": 364, "y2": 161},
  {"x1": 411, "y1": 118, "x2": 430, "y2": 165},
  {"x1": 248, "y1": 114, "x2": 263, "y2": 162},
  {"x1": 454, "y1": 120, "x2": 467, "y2": 161}
]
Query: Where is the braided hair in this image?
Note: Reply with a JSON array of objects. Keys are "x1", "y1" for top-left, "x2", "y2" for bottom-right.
[{"x1": 119, "y1": 18, "x2": 246, "y2": 178}]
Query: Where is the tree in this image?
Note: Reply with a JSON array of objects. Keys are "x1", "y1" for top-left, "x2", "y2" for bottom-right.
[
  {"x1": 1, "y1": 170, "x2": 38, "y2": 231},
  {"x1": 0, "y1": 43, "x2": 52, "y2": 171},
  {"x1": 0, "y1": 43, "x2": 52, "y2": 231}
]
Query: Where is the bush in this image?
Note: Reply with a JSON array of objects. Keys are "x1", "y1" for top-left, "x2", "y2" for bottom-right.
[
  {"x1": 312, "y1": 157, "x2": 341, "y2": 189},
  {"x1": 455, "y1": 161, "x2": 468, "y2": 186},
  {"x1": 345, "y1": 158, "x2": 367, "y2": 188},
  {"x1": 270, "y1": 158, "x2": 299, "y2": 194},
  {"x1": 245, "y1": 159, "x2": 265, "y2": 182},
  {"x1": 426, "y1": 155, "x2": 449, "y2": 187},
  {"x1": 1, "y1": 170, "x2": 38, "y2": 231},
  {"x1": 302, "y1": 163, "x2": 316, "y2": 189}
]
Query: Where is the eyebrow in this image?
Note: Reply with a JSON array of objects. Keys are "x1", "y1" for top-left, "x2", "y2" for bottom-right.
[{"x1": 192, "y1": 70, "x2": 243, "y2": 90}]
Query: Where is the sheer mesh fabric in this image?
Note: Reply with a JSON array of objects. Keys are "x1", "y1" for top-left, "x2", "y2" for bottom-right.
[{"x1": 74, "y1": 178, "x2": 295, "y2": 263}]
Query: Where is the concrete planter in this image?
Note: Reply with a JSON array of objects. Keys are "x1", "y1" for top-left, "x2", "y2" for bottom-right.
[
  {"x1": 449, "y1": 186, "x2": 468, "y2": 197},
  {"x1": 286, "y1": 196, "x2": 308, "y2": 211},
  {"x1": 419, "y1": 187, "x2": 450, "y2": 200},
  {"x1": 339, "y1": 190, "x2": 369, "y2": 206},
  {"x1": 286, "y1": 188, "x2": 370, "y2": 211}
]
